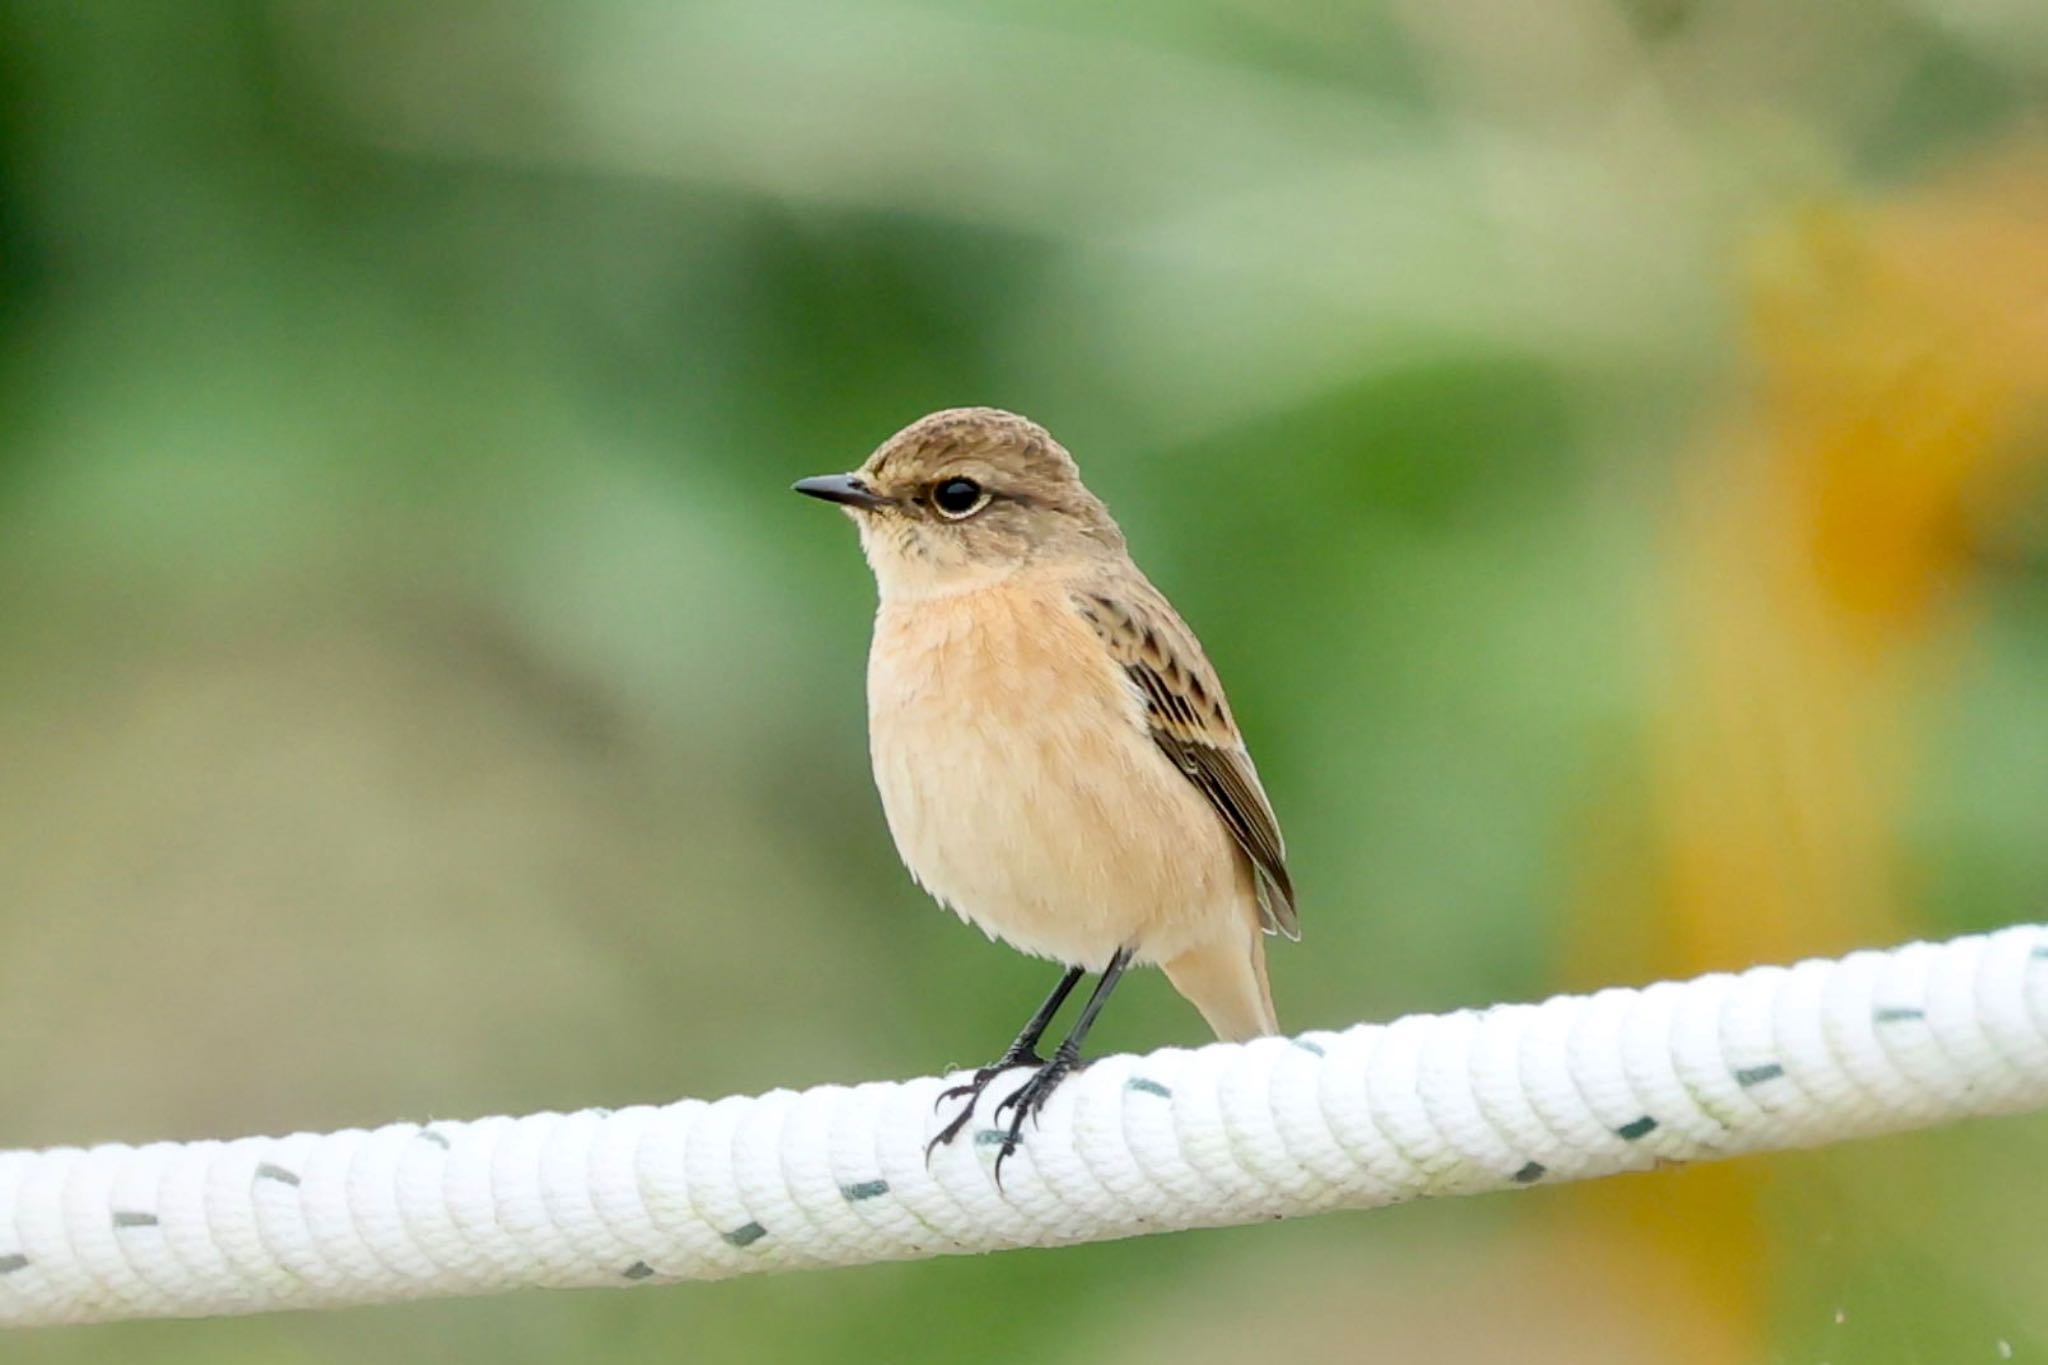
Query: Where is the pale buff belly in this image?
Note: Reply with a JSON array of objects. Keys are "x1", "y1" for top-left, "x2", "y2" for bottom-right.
[{"x1": 866, "y1": 585, "x2": 1252, "y2": 969}]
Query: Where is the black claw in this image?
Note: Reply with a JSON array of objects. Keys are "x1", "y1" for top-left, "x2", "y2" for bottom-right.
[
  {"x1": 932, "y1": 1052, "x2": 1042, "y2": 1114},
  {"x1": 924, "y1": 954, "x2": 1128, "y2": 1186},
  {"x1": 924, "y1": 1106, "x2": 975, "y2": 1163},
  {"x1": 989, "y1": 1047, "x2": 1081, "y2": 1186},
  {"x1": 926, "y1": 1051, "x2": 1043, "y2": 1162},
  {"x1": 991, "y1": 1087, "x2": 1024, "y2": 1125}
]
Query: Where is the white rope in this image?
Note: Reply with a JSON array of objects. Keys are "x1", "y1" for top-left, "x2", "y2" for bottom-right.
[{"x1": 4, "y1": 923, "x2": 2045, "y2": 1328}]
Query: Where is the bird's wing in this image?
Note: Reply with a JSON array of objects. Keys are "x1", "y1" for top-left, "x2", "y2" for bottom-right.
[{"x1": 1073, "y1": 580, "x2": 1299, "y2": 939}]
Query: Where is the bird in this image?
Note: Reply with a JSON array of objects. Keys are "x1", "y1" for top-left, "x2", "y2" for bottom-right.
[{"x1": 793, "y1": 407, "x2": 1296, "y2": 1174}]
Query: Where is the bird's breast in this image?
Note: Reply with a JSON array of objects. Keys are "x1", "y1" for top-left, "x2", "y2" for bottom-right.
[{"x1": 865, "y1": 579, "x2": 1245, "y2": 967}]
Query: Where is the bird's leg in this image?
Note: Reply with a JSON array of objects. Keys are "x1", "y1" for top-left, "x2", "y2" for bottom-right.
[
  {"x1": 926, "y1": 964, "x2": 1085, "y2": 1157},
  {"x1": 990, "y1": 947, "x2": 1133, "y2": 1184},
  {"x1": 937, "y1": 964, "x2": 1084, "y2": 1102}
]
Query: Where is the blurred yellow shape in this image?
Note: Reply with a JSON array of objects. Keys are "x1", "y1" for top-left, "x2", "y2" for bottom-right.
[
  {"x1": 1757, "y1": 161, "x2": 2048, "y2": 644},
  {"x1": 1566, "y1": 145, "x2": 2048, "y2": 1364}
]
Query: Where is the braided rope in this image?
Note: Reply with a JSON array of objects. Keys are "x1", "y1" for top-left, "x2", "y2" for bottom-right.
[{"x1": 4, "y1": 924, "x2": 2045, "y2": 1328}]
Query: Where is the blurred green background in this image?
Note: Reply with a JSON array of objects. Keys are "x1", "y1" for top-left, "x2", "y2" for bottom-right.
[{"x1": 3, "y1": 1, "x2": 2046, "y2": 1361}]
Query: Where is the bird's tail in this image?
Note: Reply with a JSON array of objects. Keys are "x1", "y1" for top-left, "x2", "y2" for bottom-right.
[{"x1": 1163, "y1": 933, "x2": 1279, "y2": 1043}]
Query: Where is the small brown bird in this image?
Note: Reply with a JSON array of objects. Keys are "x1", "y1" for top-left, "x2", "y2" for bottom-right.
[{"x1": 795, "y1": 407, "x2": 1296, "y2": 1167}]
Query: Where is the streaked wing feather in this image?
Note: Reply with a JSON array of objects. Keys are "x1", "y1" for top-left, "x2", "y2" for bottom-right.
[{"x1": 1074, "y1": 582, "x2": 1299, "y2": 939}]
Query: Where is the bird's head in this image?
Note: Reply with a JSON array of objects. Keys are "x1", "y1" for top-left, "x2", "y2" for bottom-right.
[{"x1": 794, "y1": 408, "x2": 1125, "y2": 599}]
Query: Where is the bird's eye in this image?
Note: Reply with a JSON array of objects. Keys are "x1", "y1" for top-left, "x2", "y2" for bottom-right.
[{"x1": 929, "y1": 477, "x2": 987, "y2": 519}]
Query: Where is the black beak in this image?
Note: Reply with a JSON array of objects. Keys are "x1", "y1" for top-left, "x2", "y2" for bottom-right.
[{"x1": 792, "y1": 472, "x2": 892, "y2": 510}]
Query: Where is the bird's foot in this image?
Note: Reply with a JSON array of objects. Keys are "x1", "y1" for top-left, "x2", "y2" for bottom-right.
[
  {"x1": 926, "y1": 1048, "x2": 1043, "y2": 1159},
  {"x1": 987, "y1": 1044, "x2": 1084, "y2": 1187}
]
